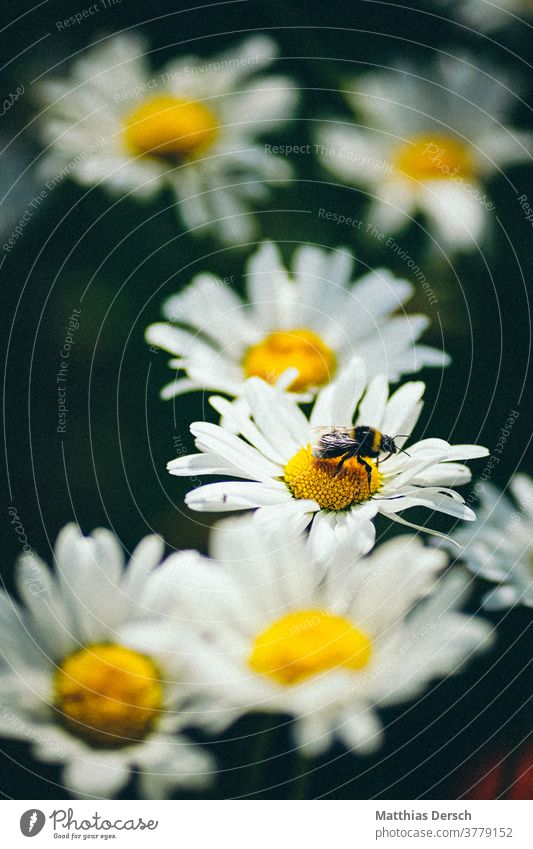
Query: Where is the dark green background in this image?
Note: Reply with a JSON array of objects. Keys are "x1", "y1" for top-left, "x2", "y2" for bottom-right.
[{"x1": 1, "y1": 0, "x2": 532, "y2": 799}]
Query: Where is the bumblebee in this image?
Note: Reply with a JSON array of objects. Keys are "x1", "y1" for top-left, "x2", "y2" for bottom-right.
[{"x1": 312, "y1": 425, "x2": 408, "y2": 482}]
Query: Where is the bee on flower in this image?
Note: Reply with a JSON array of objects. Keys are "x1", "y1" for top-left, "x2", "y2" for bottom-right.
[
  {"x1": 146, "y1": 241, "x2": 448, "y2": 403},
  {"x1": 167, "y1": 358, "x2": 488, "y2": 556},
  {"x1": 0, "y1": 525, "x2": 216, "y2": 798},
  {"x1": 315, "y1": 55, "x2": 533, "y2": 250},
  {"x1": 451, "y1": 475, "x2": 533, "y2": 609},
  {"x1": 150, "y1": 516, "x2": 493, "y2": 756},
  {"x1": 38, "y1": 34, "x2": 298, "y2": 243}
]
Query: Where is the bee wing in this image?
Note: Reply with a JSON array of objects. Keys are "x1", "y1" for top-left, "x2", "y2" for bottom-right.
[
  {"x1": 310, "y1": 427, "x2": 330, "y2": 458},
  {"x1": 310, "y1": 426, "x2": 353, "y2": 437},
  {"x1": 310, "y1": 426, "x2": 356, "y2": 458},
  {"x1": 310, "y1": 425, "x2": 334, "y2": 438}
]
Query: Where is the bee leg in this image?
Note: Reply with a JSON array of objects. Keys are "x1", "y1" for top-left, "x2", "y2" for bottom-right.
[
  {"x1": 334, "y1": 453, "x2": 350, "y2": 476},
  {"x1": 359, "y1": 457, "x2": 374, "y2": 489}
]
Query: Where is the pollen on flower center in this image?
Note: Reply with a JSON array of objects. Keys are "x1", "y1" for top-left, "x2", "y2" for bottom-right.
[
  {"x1": 54, "y1": 643, "x2": 163, "y2": 748},
  {"x1": 123, "y1": 94, "x2": 219, "y2": 160},
  {"x1": 394, "y1": 133, "x2": 474, "y2": 182},
  {"x1": 249, "y1": 609, "x2": 372, "y2": 685},
  {"x1": 242, "y1": 329, "x2": 336, "y2": 391},
  {"x1": 284, "y1": 444, "x2": 380, "y2": 510}
]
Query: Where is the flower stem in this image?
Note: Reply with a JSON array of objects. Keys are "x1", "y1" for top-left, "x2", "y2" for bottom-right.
[
  {"x1": 291, "y1": 748, "x2": 311, "y2": 799},
  {"x1": 248, "y1": 713, "x2": 274, "y2": 798}
]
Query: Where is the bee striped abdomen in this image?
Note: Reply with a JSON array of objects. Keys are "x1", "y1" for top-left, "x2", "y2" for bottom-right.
[{"x1": 371, "y1": 428, "x2": 383, "y2": 455}]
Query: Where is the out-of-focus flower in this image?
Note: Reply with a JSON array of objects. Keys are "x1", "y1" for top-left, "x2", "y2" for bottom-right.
[
  {"x1": 451, "y1": 476, "x2": 533, "y2": 609},
  {"x1": 38, "y1": 34, "x2": 298, "y2": 243},
  {"x1": 458, "y1": 742, "x2": 533, "y2": 799},
  {"x1": 315, "y1": 56, "x2": 533, "y2": 250},
  {"x1": 0, "y1": 525, "x2": 214, "y2": 798},
  {"x1": 146, "y1": 241, "x2": 448, "y2": 402},
  {"x1": 168, "y1": 359, "x2": 487, "y2": 556},
  {"x1": 154, "y1": 516, "x2": 493, "y2": 756},
  {"x1": 438, "y1": 0, "x2": 533, "y2": 32}
]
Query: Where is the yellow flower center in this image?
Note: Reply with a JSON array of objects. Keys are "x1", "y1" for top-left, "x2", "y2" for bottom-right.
[
  {"x1": 284, "y1": 444, "x2": 380, "y2": 510},
  {"x1": 243, "y1": 329, "x2": 336, "y2": 391},
  {"x1": 394, "y1": 133, "x2": 474, "y2": 182},
  {"x1": 123, "y1": 94, "x2": 219, "y2": 161},
  {"x1": 249, "y1": 609, "x2": 372, "y2": 685},
  {"x1": 54, "y1": 643, "x2": 163, "y2": 748}
]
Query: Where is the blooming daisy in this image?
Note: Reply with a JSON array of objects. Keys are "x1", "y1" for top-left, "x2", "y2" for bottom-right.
[
  {"x1": 146, "y1": 241, "x2": 449, "y2": 402},
  {"x1": 38, "y1": 34, "x2": 298, "y2": 243},
  {"x1": 0, "y1": 524, "x2": 215, "y2": 798},
  {"x1": 451, "y1": 476, "x2": 533, "y2": 609},
  {"x1": 157, "y1": 516, "x2": 493, "y2": 756},
  {"x1": 315, "y1": 56, "x2": 533, "y2": 250},
  {"x1": 167, "y1": 359, "x2": 488, "y2": 555}
]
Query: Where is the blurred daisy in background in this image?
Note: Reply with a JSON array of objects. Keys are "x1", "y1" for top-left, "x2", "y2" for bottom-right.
[
  {"x1": 168, "y1": 359, "x2": 487, "y2": 555},
  {"x1": 146, "y1": 241, "x2": 448, "y2": 402},
  {"x1": 38, "y1": 34, "x2": 298, "y2": 243},
  {"x1": 0, "y1": 525, "x2": 214, "y2": 798},
  {"x1": 316, "y1": 55, "x2": 533, "y2": 250},
  {"x1": 452, "y1": 475, "x2": 533, "y2": 609},
  {"x1": 458, "y1": 740, "x2": 533, "y2": 799},
  {"x1": 157, "y1": 517, "x2": 493, "y2": 756},
  {"x1": 437, "y1": 0, "x2": 533, "y2": 32}
]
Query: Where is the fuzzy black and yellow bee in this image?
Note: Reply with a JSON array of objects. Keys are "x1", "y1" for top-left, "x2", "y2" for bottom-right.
[{"x1": 311, "y1": 426, "x2": 410, "y2": 483}]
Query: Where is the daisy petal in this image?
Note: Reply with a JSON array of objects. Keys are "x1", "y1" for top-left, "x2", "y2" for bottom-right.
[
  {"x1": 381, "y1": 380, "x2": 425, "y2": 439},
  {"x1": 63, "y1": 756, "x2": 130, "y2": 799},
  {"x1": 310, "y1": 358, "x2": 367, "y2": 427},
  {"x1": 186, "y1": 481, "x2": 288, "y2": 512}
]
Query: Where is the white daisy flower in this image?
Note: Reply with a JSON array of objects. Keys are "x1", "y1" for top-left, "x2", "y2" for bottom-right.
[
  {"x1": 146, "y1": 241, "x2": 449, "y2": 402},
  {"x1": 39, "y1": 34, "x2": 298, "y2": 243},
  {"x1": 167, "y1": 359, "x2": 488, "y2": 556},
  {"x1": 315, "y1": 55, "x2": 533, "y2": 250},
  {"x1": 0, "y1": 524, "x2": 215, "y2": 799},
  {"x1": 452, "y1": 476, "x2": 533, "y2": 609},
  {"x1": 155, "y1": 516, "x2": 493, "y2": 756}
]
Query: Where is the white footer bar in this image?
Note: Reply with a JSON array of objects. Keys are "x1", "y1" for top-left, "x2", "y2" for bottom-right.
[{"x1": 3, "y1": 799, "x2": 531, "y2": 848}]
